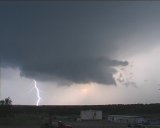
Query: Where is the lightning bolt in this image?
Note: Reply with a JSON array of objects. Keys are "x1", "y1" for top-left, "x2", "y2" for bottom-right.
[{"x1": 33, "y1": 80, "x2": 41, "y2": 106}]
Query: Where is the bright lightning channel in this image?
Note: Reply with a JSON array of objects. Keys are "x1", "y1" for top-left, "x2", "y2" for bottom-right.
[{"x1": 33, "y1": 80, "x2": 41, "y2": 106}]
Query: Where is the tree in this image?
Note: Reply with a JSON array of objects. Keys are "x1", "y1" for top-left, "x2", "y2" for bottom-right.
[
  {"x1": 4, "y1": 97, "x2": 12, "y2": 105},
  {"x1": 0, "y1": 97, "x2": 12, "y2": 105},
  {"x1": 0, "y1": 100, "x2": 5, "y2": 105}
]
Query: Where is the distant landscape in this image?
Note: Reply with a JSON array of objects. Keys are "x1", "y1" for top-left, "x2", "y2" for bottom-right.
[{"x1": 0, "y1": 104, "x2": 160, "y2": 128}]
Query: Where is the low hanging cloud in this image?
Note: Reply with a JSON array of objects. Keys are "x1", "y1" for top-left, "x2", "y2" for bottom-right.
[
  {"x1": 21, "y1": 58, "x2": 128, "y2": 85},
  {"x1": 1, "y1": 53, "x2": 128, "y2": 85}
]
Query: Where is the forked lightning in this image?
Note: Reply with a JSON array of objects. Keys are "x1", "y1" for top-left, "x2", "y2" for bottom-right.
[{"x1": 33, "y1": 80, "x2": 41, "y2": 106}]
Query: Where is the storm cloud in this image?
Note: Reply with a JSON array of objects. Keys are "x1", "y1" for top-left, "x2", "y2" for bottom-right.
[
  {"x1": 2, "y1": 2, "x2": 160, "y2": 85},
  {"x1": 1, "y1": 37, "x2": 128, "y2": 85}
]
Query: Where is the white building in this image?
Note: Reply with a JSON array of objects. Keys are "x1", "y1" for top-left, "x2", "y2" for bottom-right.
[
  {"x1": 108, "y1": 115, "x2": 145, "y2": 124},
  {"x1": 80, "y1": 110, "x2": 102, "y2": 120}
]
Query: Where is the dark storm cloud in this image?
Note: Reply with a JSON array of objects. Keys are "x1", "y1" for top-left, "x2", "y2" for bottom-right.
[
  {"x1": 19, "y1": 57, "x2": 128, "y2": 85},
  {"x1": 1, "y1": 2, "x2": 160, "y2": 85}
]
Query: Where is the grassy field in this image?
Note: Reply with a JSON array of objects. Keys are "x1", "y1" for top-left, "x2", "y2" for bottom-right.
[
  {"x1": 66, "y1": 120, "x2": 127, "y2": 128},
  {"x1": 0, "y1": 121, "x2": 127, "y2": 128},
  {"x1": 0, "y1": 126, "x2": 39, "y2": 128},
  {"x1": 0, "y1": 114, "x2": 41, "y2": 125},
  {"x1": 0, "y1": 114, "x2": 128, "y2": 128},
  {"x1": 0, "y1": 113, "x2": 160, "y2": 128}
]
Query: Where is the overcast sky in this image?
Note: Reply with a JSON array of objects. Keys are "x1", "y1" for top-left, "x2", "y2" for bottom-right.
[{"x1": 0, "y1": 1, "x2": 160, "y2": 105}]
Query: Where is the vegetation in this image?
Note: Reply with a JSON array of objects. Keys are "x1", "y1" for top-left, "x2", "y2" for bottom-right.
[
  {"x1": 0, "y1": 103, "x2": 159, "y2": 126},
  {"x1": 0, "y1": 97, "x2": 12, "y2": 105},
  {"x1": 10, "y1": 103, "x2": 160, "y2": 116},
  {"x1": 0, "y1": 97, "x2": 13, "y2": 117}
]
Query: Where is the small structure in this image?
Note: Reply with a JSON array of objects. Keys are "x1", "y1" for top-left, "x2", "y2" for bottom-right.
[
  {"x1": 80, "y1": 110, "x2": 102, "y2": 120},
  {"x1": 108, "y1": 115, "x2": 145, "y2": 124}
]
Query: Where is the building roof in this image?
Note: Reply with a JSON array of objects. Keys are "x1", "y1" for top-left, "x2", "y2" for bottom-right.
[
  {"x1": 81, "y1": 110, "x2": 102, "y2": 112},
  {"x1": 108, "y1": 115, "x2": 143, "y2": 118}
]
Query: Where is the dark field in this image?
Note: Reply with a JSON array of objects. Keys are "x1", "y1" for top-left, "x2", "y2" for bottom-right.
[
  {"x1": 0, "y1": 119, "x2": 127, "y2": 128},
  {"x1": 0, "y1": 113, "x2": 160, "y2": 128},
  {"x1": 0, "y1": 104, "x2": 160, "y2": 128}
]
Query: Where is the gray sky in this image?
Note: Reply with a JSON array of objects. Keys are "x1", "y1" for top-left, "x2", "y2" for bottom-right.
[{"x1": 0, "y1": 1, "x2": 160, "y2": 105}]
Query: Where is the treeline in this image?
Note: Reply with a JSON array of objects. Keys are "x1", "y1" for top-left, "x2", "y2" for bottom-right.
[
  {"x1": 0, "y1": 104, "x2": 160, "y2": 117},
  {"x1": 11, "y1": 104, "x2": 160, "y2": 115}
]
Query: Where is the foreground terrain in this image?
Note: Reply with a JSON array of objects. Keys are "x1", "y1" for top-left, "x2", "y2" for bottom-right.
[
  {"x1": 0, "y1": 120, "x2": 127, "y2": 128},
  {"x1": 0, "y1": 104, "x2": 160, "y2": 128}
]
